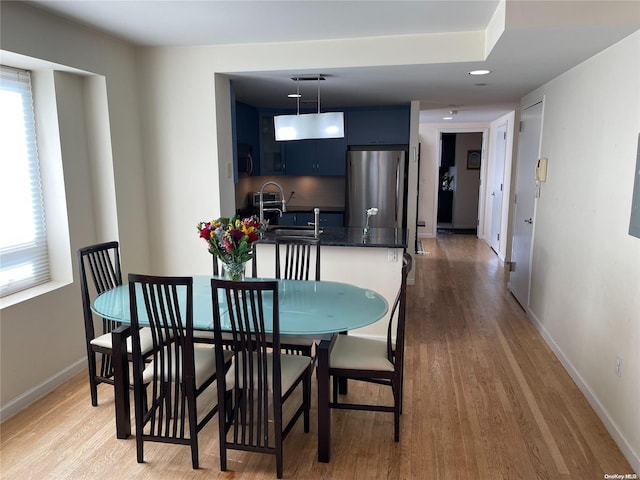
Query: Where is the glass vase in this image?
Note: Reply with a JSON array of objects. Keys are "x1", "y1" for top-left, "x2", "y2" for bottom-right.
[{"x1": 223, "y1": 261, "x2": 247, "y2": 281}]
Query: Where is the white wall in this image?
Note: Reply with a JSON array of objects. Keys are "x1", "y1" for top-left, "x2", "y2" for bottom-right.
[
  {"x1": 453, "y1": 132, "x2": 483, "y2": 228},
  {"x1": 0, "y1": 3, "x2": 149, "y2": 417},
  {"x1": 523, "y1": 30, "x2": 640, "y2": 471}
]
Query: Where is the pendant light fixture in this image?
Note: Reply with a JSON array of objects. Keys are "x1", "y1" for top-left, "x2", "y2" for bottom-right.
[{"x1": 274, "y1": 75, "x2": 344, "y2": 141}]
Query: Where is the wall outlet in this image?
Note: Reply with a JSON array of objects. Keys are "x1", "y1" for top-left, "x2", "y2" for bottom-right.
[
  {"x1": 388, "y1": 249, "x2": 398, "y2": 262},
  {"x1": 616, "y1": 355, "x2": 623, "y2": 377}
]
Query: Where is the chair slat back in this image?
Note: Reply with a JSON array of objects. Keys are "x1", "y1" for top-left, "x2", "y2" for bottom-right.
[
  {"x1": 211, "y1": 279, "x2": 281, "y2": 449},
  {"x1": 129, "y1": 274, "x2": 195, "y2": 441},
  {"x1": 275, "y1": 236, "x2": 320, "y2": 281},
  {"x1": 78, "y1": 241, "x2": 122, "y2": 340},
  {"x1": 386, "y1": 253, "x2": 412, "y2": 365}
]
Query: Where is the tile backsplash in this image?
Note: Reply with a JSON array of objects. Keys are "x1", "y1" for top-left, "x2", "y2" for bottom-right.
[{"x1": 236, "y1": 176, "x2": 345, "y2": 210}]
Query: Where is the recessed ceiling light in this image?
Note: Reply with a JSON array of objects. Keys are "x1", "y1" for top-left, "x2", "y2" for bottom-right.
[
  {"x1": 468, "y1": 69, "x2": 491, "y2": 76},
  {"x1": 443, "y1": 116, "x2": 453, "y2": 120},
  {"x1": 288, "y1": 93, "x2": 302, "y2": 98}
]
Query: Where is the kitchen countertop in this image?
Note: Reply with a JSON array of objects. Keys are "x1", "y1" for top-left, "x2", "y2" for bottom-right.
[
  {"x1": 259, "y1": 226, "x2": 407, "y2": 248},
  {"x1": 284, "y1": 205, "x2": 344, "y2": 213}
]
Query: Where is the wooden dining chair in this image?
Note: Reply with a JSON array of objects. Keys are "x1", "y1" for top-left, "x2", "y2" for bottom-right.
[
  {"x1": 128, "y1": 274, "x2": 233, "y2": 469},
  {"x1": 327, "y1": 252, "x2": 412, "y2": 441},
  {"x1": 273, "y1": 236, "x2": 321, "y2": 357},
  {"x1": 210, "y1": 278, "x2": 312, "y2": 479},
  {"x1": 78, "y1": 241, "x2": 155, "y2": 407}
]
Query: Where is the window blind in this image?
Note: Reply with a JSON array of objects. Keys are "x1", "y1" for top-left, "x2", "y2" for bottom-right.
[{"x1": 0, "y1": 65, "x2": 50, "y2": 297}]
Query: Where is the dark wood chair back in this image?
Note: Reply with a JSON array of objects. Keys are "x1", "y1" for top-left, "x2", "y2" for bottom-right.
[
  {"x1": 128, "y1": 274, "x2": 220, "y2": 469},
  {"x1": 77, "y1": 241, "x2": 122, "y2": 406},
  {"x1": 275, "y1": 236, "x2": 320, "y2": 281},
  {"x1": 387, "y1": 252, "x2": 412, "y2": 372},
  {"x1": 210, "y1": 278, "x2": 312, "y2": 478}
]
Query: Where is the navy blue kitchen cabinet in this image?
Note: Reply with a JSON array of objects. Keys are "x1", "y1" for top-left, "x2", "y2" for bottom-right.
[
  {"x1": 235, "y1": 102, "x2": 260, "y2": 177},
  {"x1": 346, "y1": 107, "x2": 410, "y2": 146},
  {"x1": 283, "y1": 137, "x2": 347, "y2": 176},
  {"x1": 277, "y1": 213, "x2": 298, "y2": 225},
  {"x1": 318, "y1": 212, "x2": 344, "y2": 227},
  {"x1": 276, "y1": 211, "x2": 343, "y2": 226},
  {"x1": 259, "y1": 112, "x2": 285, "y2": 175}
]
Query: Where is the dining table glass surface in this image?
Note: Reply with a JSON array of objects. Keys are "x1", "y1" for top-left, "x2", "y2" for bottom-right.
[{"x1": 92, "y1": 275, "x2": 389, "y2": 335}]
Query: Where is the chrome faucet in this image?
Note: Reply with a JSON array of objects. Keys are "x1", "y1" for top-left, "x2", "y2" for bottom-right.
[
  {"x1": 259, "y1": 181, "x2": 286, "y2": 223},
  {"x1": 307, "y1": 207, "x2": 321, "y2": 237},
  {"x1": 313, "y1": 207, "x2": 320, "y2": 237}
]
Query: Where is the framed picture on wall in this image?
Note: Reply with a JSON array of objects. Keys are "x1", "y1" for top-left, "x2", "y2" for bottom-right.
[{"x1": 467, "y1": 150, "x2": 481, "y2": 170}]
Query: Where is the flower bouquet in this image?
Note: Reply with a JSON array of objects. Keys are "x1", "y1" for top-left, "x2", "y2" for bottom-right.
[{"x1": 197, "y1": 215, "x2": 267, "y2": 280}]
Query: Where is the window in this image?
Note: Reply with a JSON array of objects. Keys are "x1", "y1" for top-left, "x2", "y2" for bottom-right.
[{"x1": 0, "y1": 65, "x2": 49, "y2": 297}]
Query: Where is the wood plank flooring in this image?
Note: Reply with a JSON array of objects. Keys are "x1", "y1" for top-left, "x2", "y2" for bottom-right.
[{"x1": 1, "y1": 235, "x2": 633, "y2": 479}]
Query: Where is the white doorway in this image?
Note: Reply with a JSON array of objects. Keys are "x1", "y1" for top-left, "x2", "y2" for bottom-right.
[
  {"x1": 435, "y1": 129, "x2": 487, "y2": 235},
  {"x1": 509, "y1": 100, "x2": 544, "y2": 308}
]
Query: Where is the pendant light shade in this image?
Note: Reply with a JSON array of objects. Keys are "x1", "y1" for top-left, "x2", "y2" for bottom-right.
[
  {"x1": 274, "y1": 111, "x2": 344, "y2": 141},
  {"x1": 274, "y1": 75, "x2": 345, "y2": 141}
]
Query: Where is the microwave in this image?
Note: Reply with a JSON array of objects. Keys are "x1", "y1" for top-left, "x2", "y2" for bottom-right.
[
  {"x1": 237, "y1": 143, "x2": 253, "y2": 177},
  {"x1": 252, "y1": 192, "x2": 281, "y2": 206}
]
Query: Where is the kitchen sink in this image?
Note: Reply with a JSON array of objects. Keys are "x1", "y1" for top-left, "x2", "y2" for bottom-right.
[{"x1": 268, "y1": 225, "x2": 322, "y2": 236}]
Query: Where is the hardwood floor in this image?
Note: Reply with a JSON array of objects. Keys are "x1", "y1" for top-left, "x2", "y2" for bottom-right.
[{"x1": 1, "y1": 235, "x2": 632, "y2": 479}]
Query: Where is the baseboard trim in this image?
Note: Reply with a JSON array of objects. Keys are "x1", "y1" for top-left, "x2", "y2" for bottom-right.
[
  {"x1": 527, "y1": 308, "x2": 640, "y2": 474},
  {"x1": 0, "y1": 358, "x2": 86, "y2": 422}
]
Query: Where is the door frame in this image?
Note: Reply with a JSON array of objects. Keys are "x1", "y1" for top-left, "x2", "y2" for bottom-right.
[{"x1": 433, "y1": 127, "x2": 489, "y2": 237}]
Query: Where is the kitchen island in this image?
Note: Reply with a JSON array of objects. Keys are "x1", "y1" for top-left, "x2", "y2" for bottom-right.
[
  {"x1": 255, "y1": 226, "x2": 407, "y2": 339},
  {"x1": 260, "y1": 225, "x2": 407, "y2": 248}
]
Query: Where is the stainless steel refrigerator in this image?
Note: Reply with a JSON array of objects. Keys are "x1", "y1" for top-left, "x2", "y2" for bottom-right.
[{"x1": 345, "y1": 149, "x2": 407, "y2": 228}]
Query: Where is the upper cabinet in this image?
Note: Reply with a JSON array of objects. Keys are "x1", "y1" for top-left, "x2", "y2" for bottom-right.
[
  {"x1": 346, "y1": 107, "x2": 410, "y2": 146},
  {"x1": 283, "y1": 137, "x2": 347, "y2": 176},
  {"x1": 235, "y1": 105, "x2": 410, "y2": 178},
  {"x1": 235, "y1": 102, "x2": 260, "y2": 178},
  {"x1": 259, "y1": 112, "x2": 285, "y2": 175}
]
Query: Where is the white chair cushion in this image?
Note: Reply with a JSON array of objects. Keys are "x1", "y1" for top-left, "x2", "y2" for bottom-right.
[
  {"x1": 226, "y1": 353, "x2": 311, "y2": 393},
  {"x1": 142, "y1": 345, "x2": 233, "y2": 388},
  {"x1": 329, "y1": 335, "x2": 394, "y2": 372},
  {"x1": 90, "y1": 326, "x2": 155, "y2": 355}
]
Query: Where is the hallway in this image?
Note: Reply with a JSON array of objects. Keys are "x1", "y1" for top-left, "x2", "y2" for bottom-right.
[{"x1": 409, "y1": 235, "x2": 631, "y2": 478}]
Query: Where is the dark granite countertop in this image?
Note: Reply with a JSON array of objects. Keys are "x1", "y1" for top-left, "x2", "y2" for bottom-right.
[
  {"x1": 284, "y1": 205, "x2": 344, "y2": 213},
  {"x1": 259, "y1": 226, "x2": 407, "y2": 248}
]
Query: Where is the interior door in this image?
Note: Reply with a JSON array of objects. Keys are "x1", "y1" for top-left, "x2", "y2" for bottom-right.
[
  {"x1": 490, "y1": 123, "x2": 507, "y2": 253},
  {"x1": 509, "y1": 101, "x2": 543, "y2": 308}
]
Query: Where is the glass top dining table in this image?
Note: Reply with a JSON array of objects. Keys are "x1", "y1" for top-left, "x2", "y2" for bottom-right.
[
  {"x1": 92, "y1": 275, "x2": 388, "y2": 336},
  {"x1": 91, "y1": 275, "x2": 388, "y2": 463}
]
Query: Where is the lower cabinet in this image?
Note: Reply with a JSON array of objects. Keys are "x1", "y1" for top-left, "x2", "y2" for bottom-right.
[{"x1": 277, "y1": 211, "x2": 344, "y2": 227}]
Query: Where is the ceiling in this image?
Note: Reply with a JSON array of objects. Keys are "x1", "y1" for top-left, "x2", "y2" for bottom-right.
[{"x1": 26, "y1": 1, "x2": 640, "y2": 123}]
